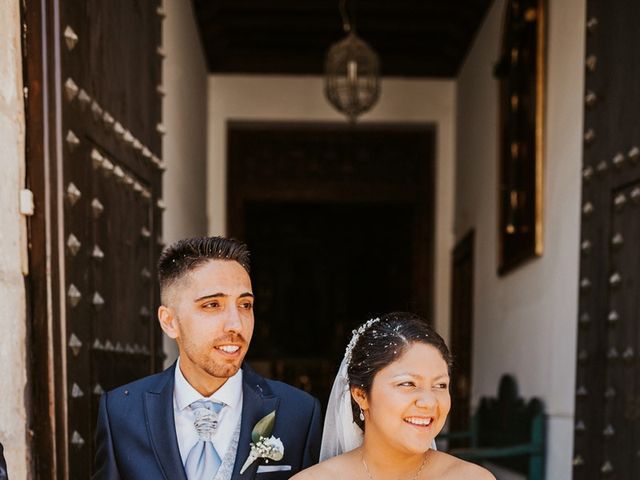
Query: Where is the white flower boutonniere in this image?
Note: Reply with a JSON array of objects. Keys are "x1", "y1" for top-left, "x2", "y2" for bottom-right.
[{"x1": 240, "y1": 411, "x2": 284, "y2": 474}]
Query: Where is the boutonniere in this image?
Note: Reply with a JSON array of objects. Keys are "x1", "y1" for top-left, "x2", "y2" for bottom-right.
[{"x1": 240, "y1": 411, "x2": 284, "y2": 474}]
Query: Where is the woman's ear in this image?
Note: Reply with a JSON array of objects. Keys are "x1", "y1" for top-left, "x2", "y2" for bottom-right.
[
  {"x1": 351, "y1": 386, "x2": 369, "y2": 410},
  {"x1": 158, "y1": 305, "x2": 179, "y2": 339}
]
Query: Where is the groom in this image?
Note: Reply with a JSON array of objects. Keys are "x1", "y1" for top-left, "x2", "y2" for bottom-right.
[{"x1": 93, "y1": 236, "x2": 322, "y2": 479}]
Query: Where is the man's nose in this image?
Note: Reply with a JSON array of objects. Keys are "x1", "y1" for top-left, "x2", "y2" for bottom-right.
[{"x1": 223, "y1": 304, "x2": 243, "y2": 333}]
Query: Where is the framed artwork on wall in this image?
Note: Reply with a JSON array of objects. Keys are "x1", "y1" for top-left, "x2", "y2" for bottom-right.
[{"x1": 494, "y1": 0, "x2": 545, "y2": 275}]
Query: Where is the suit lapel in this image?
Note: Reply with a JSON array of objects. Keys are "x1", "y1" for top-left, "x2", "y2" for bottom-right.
[
  {"x1": 232, "y1": 366, "x2": 280, "y2": 480},
  {"x1": 143, "y1": 364, "x2": 188, "y2": 480}
]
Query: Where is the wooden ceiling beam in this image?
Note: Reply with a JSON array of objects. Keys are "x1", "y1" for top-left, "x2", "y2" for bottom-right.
[
  {"x1": 207, "y1": 54, "x2": 457, "y2": 77},
  {"x1": 207, "y1": 48, "x2": 458, "y2": 71},
  {"x1": 192, "y1": 0, "x2": 492, "y2": 77},
  {"x1": 200, "y1": 31, "x2": 468, "y2": 54},
  {"x1": 203, "y1": 0, "x2": 484, "y2": 17},
  {"x1": 199, "y1": 18, "x2": 473, "y2": 37}
]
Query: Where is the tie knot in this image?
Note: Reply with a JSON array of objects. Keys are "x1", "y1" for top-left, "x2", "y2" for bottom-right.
[
  {"x1": 190, "y1": 401, "x2": 224, "y2": 441},
  {"x1": 190, "y1": 400, "x2": 224, "y2": 413}
]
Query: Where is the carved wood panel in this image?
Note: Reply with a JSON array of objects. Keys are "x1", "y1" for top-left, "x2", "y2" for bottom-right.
[
  {"x1": 574, "y1": 1, "x2": 640, "y2": 477},
  {"x1": 227, "y1": 122, "x2": 427, "y2": 203},
  {"x1": 58, "y1": 1, "x2": 164, "y2": 478}
]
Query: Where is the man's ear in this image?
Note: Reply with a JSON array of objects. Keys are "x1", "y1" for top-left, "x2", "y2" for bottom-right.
[
  {"x1": 158, "y1": 305, "x2": 179, "y2": 339},
  {"x1": 350, "y1": 386, "x2": 369, "y2": 411}
]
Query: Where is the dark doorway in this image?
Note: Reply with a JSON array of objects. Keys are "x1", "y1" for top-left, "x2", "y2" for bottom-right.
[
  {"x1": 245, "y1": 202, "x2": 414, "y2": 400},
  {"x1": 227, "y1": 122, "x2": 435, "y2": 403}
]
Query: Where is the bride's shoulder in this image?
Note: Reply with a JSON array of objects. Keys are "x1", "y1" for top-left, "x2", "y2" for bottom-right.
[
  {"x1": 429, "y1": 451, "x2": 496, "y2": 480},
  {"x1": 291, "y1": 452, "x2": 359, "y2": 480}
]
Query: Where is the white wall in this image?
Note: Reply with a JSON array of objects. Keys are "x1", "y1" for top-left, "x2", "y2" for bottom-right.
[
  {"x1": 0, "y1": 0, "x2": 28, "y2": 477},
  {"x1": 455, "y1": 0, "x2": 585, "y2": 478},
  {"x1": 162, "y1": 0, "x2": 209, "y2": 364},
  {"x1": 162, "y1": 0, "x2": 208, "y2": 244},
  {"x1": 207, "y1": 75, "x2": 456, "y2": 338}
]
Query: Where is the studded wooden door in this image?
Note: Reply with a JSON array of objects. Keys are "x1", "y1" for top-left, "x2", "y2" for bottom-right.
[
  {"x1": 573, "y1": 2, "x2": 640, "y2": 478},
  {"x1": 25, "y1": 1, "x2": 165, "y2": 478}
]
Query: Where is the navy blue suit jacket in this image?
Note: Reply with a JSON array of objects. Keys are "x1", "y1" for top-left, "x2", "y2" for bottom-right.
[{"x1": 93, "y1": 363, "x2": 322, "y2": 480}]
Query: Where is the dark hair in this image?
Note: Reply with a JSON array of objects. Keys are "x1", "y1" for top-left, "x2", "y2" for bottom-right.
[
  {"x1": 157, "y1": 236, "x2": 251, "y2": 302},
  {"x1": 347, "y1": 312, "x2": 452, "y2": 429}
]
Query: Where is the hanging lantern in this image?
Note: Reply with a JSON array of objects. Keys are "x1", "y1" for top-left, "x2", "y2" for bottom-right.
[{"x1": 324, "y1": 2, "x2": 381, "y2": 123}]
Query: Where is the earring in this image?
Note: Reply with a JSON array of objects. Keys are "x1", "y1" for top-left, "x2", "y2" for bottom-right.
[{"x1": 359, "y1": 407, "x2": 365, "y2": 422}]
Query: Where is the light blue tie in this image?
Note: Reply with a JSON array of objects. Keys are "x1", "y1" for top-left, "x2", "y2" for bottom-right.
[{"x1": 185, "y1": 400, "x2": 224, "y2": 480}]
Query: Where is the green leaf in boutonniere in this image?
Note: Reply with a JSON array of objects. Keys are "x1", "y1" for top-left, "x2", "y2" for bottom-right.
[
  {"x1": 251, "y1": 411, "x2": 276, "y2": 443},
  {"x1": 240, "y1": 411, "x2": 284, "y2": 474}
]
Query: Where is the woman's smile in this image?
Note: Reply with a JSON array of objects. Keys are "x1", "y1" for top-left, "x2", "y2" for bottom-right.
[{"x1": 403, "y1": 416, "x2": 434, "y2": 427}]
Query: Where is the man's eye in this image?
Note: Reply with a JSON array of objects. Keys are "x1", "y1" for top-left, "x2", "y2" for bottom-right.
[
  {"x1": 435, "y1": 383, "x2": 449, "y2": 389},
  {"x1": 203, "y1": 302, "x2": 220, "y2": 309},
  {"x1": 240, "y1": 302, "x2": 254, "y2": 310},
  {"x1": 399, "y1": 382, "x2": 416, "y2": 388}
]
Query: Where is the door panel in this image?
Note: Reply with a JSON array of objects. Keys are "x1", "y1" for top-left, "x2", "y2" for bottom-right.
[
  {"x1": 26, "y1": 1, "x2": 165, "y2": 477},
  {"x1": 574, "y1": 1, "x2": 640, "y2": 477}
]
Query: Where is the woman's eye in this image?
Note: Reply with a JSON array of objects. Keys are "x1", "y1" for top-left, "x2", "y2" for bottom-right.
[
  {"x1": 399, "y1": 382, "x2": 416, "y2": 388},
  {"x1": 435, "y1": 383, "x2": 449, "y2": 389},
  {"x1": 240, "y1": 302, "x2": 254, "y2": 310},
  {"x1": 203, "y1": 301, "x2": 220, "y2": 309}
]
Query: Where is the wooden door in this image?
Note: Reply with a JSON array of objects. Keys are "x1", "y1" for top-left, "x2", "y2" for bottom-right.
[
  {"x1": 449, "y1": 231, "x2": 474, "y2": 442},
  {"x1": 573, "y1": 2, "x2": 640, "y2": 478},
  {"x1": 25, "y1": 1, "x2": 165, "y2": 478}
]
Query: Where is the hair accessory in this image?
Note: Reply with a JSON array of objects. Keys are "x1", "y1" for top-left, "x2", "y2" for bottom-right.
[{"x1": 344, "y1": 317, "x2": 381, "y2": 368}]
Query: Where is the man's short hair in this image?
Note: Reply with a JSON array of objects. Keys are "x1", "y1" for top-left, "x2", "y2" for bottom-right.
[{"x1": 157, "y1": 236, "x2": 251, "y2": 301}]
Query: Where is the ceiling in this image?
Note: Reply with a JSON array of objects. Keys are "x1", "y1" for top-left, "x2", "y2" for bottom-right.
[{"x1": 192, "y1": 0, "x2": 494, "y2": 78}]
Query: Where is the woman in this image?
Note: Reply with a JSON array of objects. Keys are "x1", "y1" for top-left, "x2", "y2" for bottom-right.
[{"x1": 292, "y1": 312, "x2": 494, "y2": 480}]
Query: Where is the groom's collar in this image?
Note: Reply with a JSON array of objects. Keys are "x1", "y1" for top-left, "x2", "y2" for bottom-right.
[
  {"x1": 143, "y1": 361, "x2": 279, "y2": 480},
  {"x1": 145, "y1": 361, "x2": 270, "y2": 397},
  {"x1": 173, "y1": 356, "x2": 243, "y2": 411}
]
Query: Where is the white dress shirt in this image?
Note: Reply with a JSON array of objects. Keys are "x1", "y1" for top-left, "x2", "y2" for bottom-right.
[{"x1": 173, "y1": 357, "x2": 244, "y2": 465}]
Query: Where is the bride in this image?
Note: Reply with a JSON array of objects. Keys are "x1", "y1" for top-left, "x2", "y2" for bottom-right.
[{"x1": 292, "y1": 312, "x2": 494, "y2": 480}]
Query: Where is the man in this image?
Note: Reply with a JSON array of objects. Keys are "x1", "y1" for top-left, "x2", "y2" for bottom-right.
[{"x1": 94, "y1": 237, "x2": 322, "y2": 479}]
